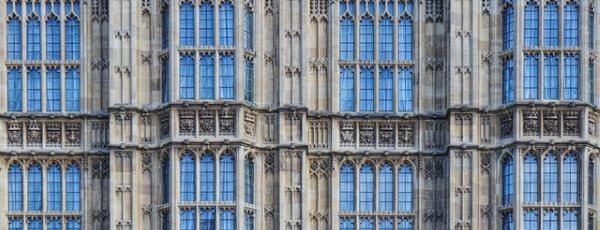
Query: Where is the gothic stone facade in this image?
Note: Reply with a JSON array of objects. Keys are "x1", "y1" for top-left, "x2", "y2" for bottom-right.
[{"x1": 0, "y1": 0, "x2": 599, "y2": 229}]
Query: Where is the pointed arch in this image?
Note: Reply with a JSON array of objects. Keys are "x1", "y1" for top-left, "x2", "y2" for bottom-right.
[
  {"x1": 66, "y1": 162, "x2": 81, "y2": 211},
  {"x1": 219, "y1": 151, "x2": 236, "y2": 202},
  {"x1": 180, "y1": 151, "x2": 196, "y2": 202},
  {"x1": 523, "y1": 151, "x2": 539, "y2": 202},
  {"x1": 543, "y1": 150, "x2": 559, "y2": 202},
  {"x1": 28, "y1": 162, "x2": 42, "y2": 211},
  {"x1": 397, "y1": 162, "x2": 413, "y2": 212},
  {"x1": 200, "y1": 150, "x2": 216, "y2": 201},
  {"x1": 501, "y1": 154, "x2": 514, "y2": 205},
  {"x1": 8, "y1": 162, "x2": 23, "y2": 211},
  {"x1": 47, "y1": 162, "x2": 62, "y2": 211},
  {"x1": 340, "y1": 161, "x2": 355, "y2": 212},
  {"x1": 563, "y1": 151, "x2": 579, "y2": 202}
]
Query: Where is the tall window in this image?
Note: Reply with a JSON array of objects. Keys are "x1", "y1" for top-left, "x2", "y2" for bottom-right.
[
  {"x1": 340, "y1": 163, "x2": 355, "y2": 212},
  {"x1": 543, "y1": 153, "x2": 559, "y2": 202},
  {"x1": 359, "y1": 1, "x2": 374, "y2": 60},
  {"x1": 162, "y1": 156, "x2": 170, "y2": 203},
  {"x1": 219, "y1": 1, "x2": 234, "y2": 46},
  {"x1": 502, "y1": 58, "x2": 515, "y2": 103},
  {"x1": 359, "y1": 164, "x2": 374, "y2": 212},
  {"x1": 544, "y1": 210, "x2": 558, "y2": 230},
  {"x1": 200, "y1": 3, "x2": 214, "y2": 46},
  {"x1": 7, "y1": 2, "x2": 22, "y2": 60},
  {"x1": 524, "y1": 54, "x2": 539, "y2": 99},
  {"x1": 28, "y1": 163, "x2": 42, "y2": 211},
  {"x1": 398, "y1": 219, "x2": 414, "y2": 230},
  {"x1": 340, "y1": 218, "x2": 354, "y2": 230},
  {"x1": 200, "y1": 54, "x2": 215, "y2": 99},
  {"x1": 27, "y1": 13, "x2": 41, "y2": 60},
  {"x1": 378, "y1": 163, "x2": 393, "y2": 211},
  {"x1": 220, "y1": 209, "x2": 235, "y2": 230},
  {"x1": 8, "y1": 69, "x2": 23, "y2": 112},
  {"x1": 244, "y1": 59, "x2": 254, "y2": 103},
  {"x1": 46, "y1": 15, "x2": 60, "y2": 60},
  {"x1": 379, "y1": 68, "x2": 393, "y2": 112},
  {"x1": 179, "y1": 54, "x2": 195, "y2": 100},
  {"x1": 27, "y1": 68, "x2": 42, "y2": 112},
  {"x1": 544, "y1": 2, "x2": 559, "y2": 46},
  {"x1": 563, "y1": 210, "x2": 578, "y2": 230},
  {"x1": 8, "y1": 163, "x2": 23, "y2": 211},
  {"x1": 590, "y1": 9, "x2": 595, "y2": 49},
  {"x1": 544, "y1": 54, "x2": 559, "y2": 99},
  {"x1": 200, "y1": 153, "x2": 215, "y2": 201},
  {"x1": 162, "y1": 6, "x2": 170, "y2": 49},
  {"x1": 219, "y1": 153, "x2": 235, "y2": 202},
  {"x1": 47, "y1": 163, "x2": 62, "y2": 211},
  {"x1": 563, "y1": 153, "x2": 579, "y2": 203},
  {"x1": 180, "y1": 152, "x2": 196, "y2": 202},
  {"x1": 524, "y1": 2, "x2": 539, "y2": 47},
  {"x1": 162, "y1": 59, "x2": 170, "y2": 103},
  {"x1": 65, "y1": 3, "x2": 80, "y2": 60},
  {"x1": 503, "y1": 212, "x2": 514, "y2": 230},
  {"x1": 243, "y1": 8, "x2": 253, "y2": 50},
  {"x1": 28, "y1": 219, "x2": 42, "y2": 230},
  {"x1": 359, "y1": 68, "x2": 374, "y2": 111},
  {"x1": 502, "y1": 155, "x2": 514, "y2": 205},
  {"x1": 564, "y1": 54, "x2": 579, "y2": 100},
  {"x1": 398, "y1": 67, "x2": 413, "y2": 111},
  {"x1": 66, "y1": 68, "x2": 80, "y2": 111},
  {"x1": 245, "y1": 213, "x2": 255, "y2": 230},
  {"x1": 219, "y1": 55, "x2": 235, "y2": 99},
  {"x1": 502, "y1": 4, "x2": 515, "y2": 50},
  {"x1": 8, "y1": 218, "x2": 23, "y2": 230},
  {"x1": 48, "y1": 219, "x2": 61, "y2": 230},
  {"x1": 398, "y1": 1, "x2": 413, "y2": 60},
  {"x1": 46, "y1": 68, "x2": 61, "y2": 112},
  {"x1": 200, "y1": 208, "x2": 216, "y2": 229},
  {"x1": 379, "y1": 14, "x2": 393, "y2": 60},
  {"x1": 244, "y1": 157, "x2": 254, "y2": 204},
  {"x1": 589, "y1": 160, "x2": 594, "y2": 205},
  {"x1": 180, "y1": 209, "x2": 196, "y2": 230},
  {"x1": 524, "y1": 211, "x2": 538, "y2": 230},
  {"x1": 340, "y1": 68, "x2": 355, "y2": 111},
  {"x1": 66, "y1": 163, "x2": 80, "y2": 211},
  {"x1": 563, "y1": 2, "x2": 579, "y2": 47},
  {"x1": 360, "y1": 218, "x2": 374, "y2": 230},
  {"x1": 179, "y1": 2, "x2": 195, "y2": 46},
  {"x1": 340, "y1": 1, "x2": 355, "y2": 61},
  {"x1": 523, "y1": 153, "x2": 539, "y2": 202},
  {"x1": 379, "y1": 219, "x2": 393, "y2": 230},
  {"x1": 397, "y1": 163, "x2": 412, "y2": 212},
  {"x1": 66, "y1": 218, "x2": 80, "y2": 230}
]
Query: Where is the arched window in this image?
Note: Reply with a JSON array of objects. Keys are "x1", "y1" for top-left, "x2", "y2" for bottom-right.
[
  {"x1": 8, "y1": 163, "x2": 23, "y2": 211},
  {"x1": 179, "y1": 1, "x2": 195, "y2": 46},
  {"x1": 339, "y1": 1, "x2": 355, "y2": 61},
  {"x1": 163, "y1": 155, "x2": 170, "y2": 203},
  {"x1": 180, "y1": 208, "x2": 196, "y2": 230},
  {"x1": 162, "y1": 4, "x2": 170, "y2": 49},
  {"x1": 28, "y1": 163, "x2": 42, "y2": 211},
  {"x1": 502, "y1": 155, "x2": 514, "y2": 205},
  {"x1": 66, "y1": 218, "x2": 80, "y2": 230},
  {"x1": 379, "y1": 12, "x2": 393, "y2": 60},
  {"x1": 219, "y1": 1, "x2": 234, "y2": 46},
  {"x1": 200, "y1": 153, "x2": 216, "y2": 201},
  {"x1": 340, "y1": 218, "x2": 355, "y2": 230},
  {"x1": 180, "y1": 152, "x2": 196, "y2": 202},
  {"x1": 563, "y1": 54, "x2": 580, "y2": 100},
  {"x1": 7, "y1": 68, "x2": 22, "y2": 112},
  {"x1": 243, "y1": 7, "x2": 254, "y2": 50},
  {"x1": 398, "y1": 218, "x2": 414, "y2": 230},
  {"x1": 8, "y1": 218, "x2": 23, "y2": 230},
  {"x1": 524, "y1": 210, "x2": 538, "y2": 230},
  {"x1": 46, "y1": 16, "x2": 60, "y2": 60},
  {"x1": 200, "y1": 2, "x2": 215, "y2": 46},
  {"x1": 502, "y1": 4, "x2": 514, "y2": 50},
  {"x1": 340, "y1": 162, "x2": 355, "y2": 212},
  {"x1": 245, "y1": 212, "x2": 255, "y2": 230},
  {"x1": 27, "y1": 68, "x2": 42, "y2": 112},
  {"x1": 340, "y1": 68, "x2": 355, "y2": 111},
  {"x1": 179, "y1": 54, "x2": 195, "y2": 100},
  {"x1": 28, "y1": 218, "x2": 42, "y2": 230},
  {"x1": 589, "y1": 159, "x2": 594, "y2": 205},
  {"x1": 65, "y1": 3, "x2": 80, "y2": 60},
  {"x1": 48, "y1": 218, "x2": 61, "y2": 230},
  {"x1": 379, "y1": 68, "x2": 393, "y2": 112},
  {"x1": 7, "y1": 15, "x2": 22, "y2": 60},
  {"x1": 47, "y1": 163, "x2": 62, "y2": 211},
  {"x1": 502, "y1": 211, "x2": 514, "y2": 230},
  {"x1": 398, "y1": 163, "x2": 412, "y2": 212},
  {"x1": 544, "y1": 54, "x2": 559, "y2": 99},
  {"x1": 524, "y1": 2, "x2": 539, "y2": 47},
  {"x1": 544, "y1": 209, "x2": 558, "y2": 230},
  {"x1": 244, "y1": 59, "x2": 254, "y2": 103},
  {"x1": 590, "y1": 7, "x2": 595, "y2": 49},
  {"x1": 200, "y1": 208, "x2": 216, "y2": 228},
  {"x1": 220, "y1": 152, "x2": 235, "y2": 202},
  {"x1": 564, "y1": 2, "x2": 579, "y2": 46},
  {"x1": 200, "y1": 54, "x2": 215, "y2": 99},
  {"x1": 359, "y1": 164, "x2": 374, "y2": 212},
  {"x1": 66, "y1": 163, "x2": 80, "y2": 211},
  {"x1": 543, "y1": 152, "x2": 559, "y2": 202},
  {"x1": 359, "y1": 68, "x2": 374, "y2": 111},
  {"x1": 359, "y1": 218, "x2": 374, "y2": 230},
  {"x1": 523, "y1": 153, "x2": 539, "y2": 202},
  {"x1": 244, "y1": 156, "x2": 255, "y2": 204},
  {"x1": 563, "y1": 210, "x2": 578, "y2": 230},
  {"x1": 398, "y1": 0, "x2": 413, "y2": 60},
  {"x1": 523, "y1": 54, "x2": 539, "y2": 99},
  {"x1": 379, "y1": 163, "x2": 393, "y2": 211},
  {"x1": 544, "y1": 2, "x2": 559, "y2": 46},
  {"x1": 563, "y1": 152, "x2": 579, "y2": 203},
  {"x1": 502, "y1": 58, "x2": 515, "y2": 103},
  {"x1": 398, "y1": 67, "x2": 413, "y2": 112},
  {"x1": 220, "y1": 209, "x2": 235, "y2": 230},
  {"x1": 27, "y1": 15, "x2": 41, "y2": 60},
  {"x1": 65, "y1": 67, "x2": 80, "y2": 112},
  {"x1": 219, "y1": 54, "x2": 235, "y2": 99},
  {"x1": 46, "y1": 68, "x2": 61, "y2": 112},
  {"x1": 379, "y1": 218, "x2": 393, "y2": 230},
  {"x1": 359, "y1": 1, "x2": 374, "y2": 61}
]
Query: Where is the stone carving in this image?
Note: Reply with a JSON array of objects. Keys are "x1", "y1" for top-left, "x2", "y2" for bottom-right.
[
  {"x1": 480, "y1": 115, "x2": 492, "y2": 144},
  {"x1": 308, "y1": 120, "x2": 329, "y2": 149},
  {"x1": 359, "y1": 122, "x2": 375, "y2": 147},
  {"x1": 160, "y1": 113, "x2": 170, "y2": 139},
  {"x1": 425, "y1": 0, "x2": 443, "y2": 22},
  {"x1": 424, "y1": 209, "x2": 445, "y2": 223},
  {"x1": 27, "y1": 121, "x2": 42, "y2": 145},
  {"x1": 500, "y1": 113, "x2": 513, "y2": 138},
  {"x1": 339, "y1": 121, "x2": 356, "y2": 147},
  {"x1": 523, "y1": 110, "x2": 540, "y2": 136},
  {"x1": 46, "y1": 122, "x2": 62, "y2": 146},
  {"x1": 309, "y1": 158, "x2": 330, "y2": 178},
  {"x1": 589, "y1": 115, "x2": 597, "y2": 136},
  {"x1": 398, "y1": 122, "x2": 414, "y2": 147},
  {"x1": 65, "y1": 123, "x2": 81, "y2": 146},
  {"x1": 264, "y1": 0, "x2": 273, "y2": 15},
  {"x1": 7, "y1": 122, "x2": 23, "y2": 146},
  {"x1": 378, "y1": 122, "x2": 395, "y2": 147},
  {"x1": 140, "y1": 51, "x2": 152, "y2": 64},
  {"x1": 92, "y1": 209, "x2": 110, "y2": 222},
  {"x1": 480, "y1": 152, "x2": 492, "y2": 174},
  {"x1": 179, "y1": 111, "x2": 195, "y2": 136},
  {"x1": 482, "y1": 0, "x2": 491, "y2": 15},
  {"x1": 481, "y1": 205, "x2": 491, "y2": 219},
  {"x1": 423, "y1": 158, "x2": 444, "y2": 179},
  {"x1": 219, "y1": 109, "x2": 235, "y2": 135},
  {"x1": 198, "y1": 110, "x2": 216, "y2": 135},
  {"x1": 309, "y1": 0, "x2": 328, "y2": 21},
  {"x1": 563, "y1": 111, "x2": 580, "y2": 136},
  {"x1": 244, "y1": 110, "x2": 257, "y2": 137},
  {"x1": 264, "y1": 152, "x2": 276, "y2": 173},
  {"x1": 543, "y1": 110, "x2": 559, "y2": 136},
  {"x1": 92, "y1": 158, "x2": 110, "y2": 179},
  {"x1": 142, "y1": 152, "x2": 152, "y2": 173},
  {"x1": 141, "y1": 0, "x2": 151, "y2": 15},
  {"x1": 91, "y1": 0, "x2": 109, "y2": 22},
  {"x1": 425, "y1": 121, "x2": 445, "y2": 149}
]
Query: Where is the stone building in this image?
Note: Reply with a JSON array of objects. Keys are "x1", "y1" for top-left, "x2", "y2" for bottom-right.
[{"x1": 0, "y1": 0, "x2": 598, "y2": 229}]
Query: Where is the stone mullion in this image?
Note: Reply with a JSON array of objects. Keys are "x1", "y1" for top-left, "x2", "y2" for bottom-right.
[
  {"x1": 169, "y1": 148, "x2": 177, "y2": 230},
  {"x1": 80, "y1": 0, "x2": 88, "y2": 113},
  {"x1": 514, "y1": 148, "x2": 522, "y2": 230},
  {"x1": 514, "y1": 0, "x2": 523, "y2": 102},
  {"x1": 235, "y1": 0, "x2": 244, "y2": 102},
  {"x1": 254, "y1": 152, "x2": 264, "y2": 229},
  {"x1": 582, "y1": 148, "x2": 590, "y2": 230},
  {"x1": 169, "y1": 2, "x2": 178, "y2": 103},
  {"x1": 330, "y1": 159, "x2": 340, "y2": 230},
  {"x1": 330, "y1": 0, "x2": 340, "y2": 112},
  {"x1": 581, "y1": 1, "x2": 590, "y2": 104},
  {"x1": 236, "y1": 148, "x2": 245, "y2": 230}
]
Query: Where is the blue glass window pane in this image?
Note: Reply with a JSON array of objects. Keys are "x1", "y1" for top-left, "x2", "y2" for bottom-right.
[
  {"x1": 46, "y1": 17, "x2": 60, "y2": 60},
  {"x1": 502, "y1": 6, "x2": 514, "y2": 50},
  {"x1": 590, "y1": 10, "x2": 595, "y2": 49},
  {"x1": 564, "y1": 55, "x2": 579, "y2": 100},
  {"x1": 66, "y1": 218, "x2": 81, "y2": 230},
  {"x1": 379, "y1": 219, "x2": 393, "y2": 230},
  {"x1": 523, "y1": 153, "x2": 538, "y2": 203},
  {"x1": 359, "y1": 218, "x2": 374, "y2": 230},
  {"x1": 523, "y1": 54, "x2": 539, "y2": 99},
  {"x1": 524, "y1": 3, "x2": 539, "y2": 47},
  {"x1": 544, "y1": 210, "x2": 558, "y2": 230},
  {"x1": 28, "y1": 163, "x2": 42, "y2": 211},
  {"x1": 162, "y1": 212, "x2": 170, "y2": 230},
  {"x1": 359, "y1": 164, "x2": 374, "y2": 212},
  {"x1": 590, "y1": 161, "x2": 595, "y2": 205},
  {"x1": 398, "y1": 219, "x2": 414, "y2": 230},
  {"x1": 46, "y1": 68, "x2": 61, "y2": 112},
  {"x1": 163, "y1": 156, "x2": 170, "y2": 203},
  {"x1": 544, "y1": 3, "x2": 559, "y2": 46},
  {"x1": 27, "y1": 68, "x2": 42, "y2": 112},
  {"x1": 200, "y1": 3, "x2": 214, "y2": 46},
  {"x1": 340, "y1": 163, "x2": 355, "y2": 212},
  {"x1": 180, "y1": 209, "x2": 196, "y2": 230},
  {"x1": 379, "y1": 68, "x2": 393, "y2": 112},
  {"x1": 244, "y1": 158, "x2": 254, "y2": 204},
  {"x1": 220, "y1": 209, "x2": 235, "y2": 230},
  {"x1": 47, "y1": 219, "x2": 61, "y2": 230},
  {"x1": 162, "y1": 59, "x2": 170, "y2": 103},
  {"x1": 544, "y1": 153, "x2": 559, "y2": 202},
  {"x1": 245, "y1": 59, "x2": 254, "y2": 103},
  {"x1": 379, "y1": 18, "x2": 393, "y2": 60},
  {"x1": 200, "y1": 55, "x2": 215, "y2": 99},
  {"x1": 524, "y1": 211, "x2": 539, "y2": 230},
  {"x1": 8, "y1": 68, "x2": 23, "y2": 112},
  {"x1": 359, "y1": 68, "x2": 374, "y2": 111},
  {"x1": 7, "y1": 16, "x2": 22, "y2": 60},
  {"x1": 179, "y1": 2, "x2": 195, "y2": 46},
  {"x1": 378, "y1": 163, "x2": 393, "y2": 211},
  {"x1": 8, "y1": 218, "x2": 23, "y2": 230},
  {"x1": 47, "y1": 163, "x2": 62, "y2": 211},
  {"x1": 502, "y1": 155, "x2": 514, "y2": 205},
  {"x1": 564, "y1": 3, "x2": 579, "y2": 47},
  {"x1": 220, "y1": 153, "x2": 235, "y2": 202},
  {"x1": 66, "y1": 68, "x2": 80, "y2": 112},
  {"x1": 340, "y1": 68, "x2": 355, "y2": 111},
  {"x1": 65, "y1": 16, "x2": 80, "y2": 60},
  {"x1": 398, "y1": 164, "x2": 412, "y2": 212},
  {"x1": 28, "y1": 219, "x2": 41, "y2": 230},
  {"x1": 9, "y1": 164, "x2": 23, "y2": 211},
  {"x1": 244, "y1": 8, "x2": 253, "y2": 50},
  {"x1": 245, "y1": 213, "x2": 255, "y2": 230},
  {"x1": 563, "y1": 210, "x2": 578, "y2": 230},
  {"x1": 340, "y1": 1, "x2": 355, "y2": 61},
  {"x1": 398, "y1": 18, "x2": 413, "y2": 60},
  {"x1": 503, "y1": 212, "x2": 514, "y2": 230},
  {"x1": 219, "y1": 2, "x2": 234, "y2": 46},
  {"x1": 200, "y1": 153, "x2": 215, "y2": 201},
  {"x1": 398, "y1": 67, "x2": 413, "y2": 111},
  {"x1": 544, "y1": 54, "x2": 559, "y2": 99},
  {"x1": 180, "y1": 152, "x2": 196, "y2": 202},
  {"x1": 200, "y1": 208, "x2": 215, "y2": 230},
  {"x1": 162, "y1": 7, "x2": 170, "y2": 49},
  {"x1": 340, "y1": 218, "x2": 354, "y2": 230},
  {"x1": 179, "y1": 54, "x2": 195, "y2": 100},
  {"x1": 502, "y1": 58, "x2": 515, "y2": 103},
  {"x1": 563, "y1": 153, "x2": 579, "y2": 203},
  {"x1": 66, "y1": 164, "x2": 80, "y2": 211},
  {"x1": 359, "y1": 19, "x2": 374, "y2": 60},
  {"x1": 219, "y1": 55, "x2": 235, "y2": 99},
  {"x1": 27, "y1": 18, "x2": 41, "y2": 60}
]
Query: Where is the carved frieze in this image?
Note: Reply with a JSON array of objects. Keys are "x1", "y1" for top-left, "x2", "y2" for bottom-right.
[
  {"x1": 339, "y1": 121, "x2": 356, "y2": 147},
  {"x1": 523, "y1": 110, "x2": 540, "y2": 136},
  {"x1": 46, "y1": 122, "x2": 62, "y2": 146},
  {"x1": 563, "y1": 111, "x2": 580, "y2": 136},
  {"x1": 244, "y1": 110, "x2": 257, "y2": 138},
  {"x1": 359, "y1": 122, "x2": 375, "y2": 147},
  {"x1": 543, "y1": 110, "x2": 559, "y2": 136},
  {"x1": 398, "y1": 122, "x2": 414, "y2": 147},
  {"x1": 179, "y1": 111, "x2": 195, "y2": 136},
  {"x1": 7, "y1": 122, "x2": 23, "y2": 146},
  {"x1": 219, "y1": 109, "x2": 235, "y2": 136},
  {"x1": 27, "y1": 121, "x2": 42, "y2": 146},
  {"x1": 199, "y1": 110, "x2": 216, "y2": 135},
  {"x1": 378, "y1": 122, "x2": 395, "y2": 147},
  {"x1": 500, "y1": 113, "x2": 513, "y2": 138},
  {"x1": 65, "y1": 123, "x2": 81, "y2": 147}
]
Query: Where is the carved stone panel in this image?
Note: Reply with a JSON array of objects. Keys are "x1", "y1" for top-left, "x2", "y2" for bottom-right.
[
  {"x1": 523, "y1": 110, "x2": 540, "y2": 136},
  {"x1": 563, "y1": 111, "x2": 580, "y2": 136},
  {"x1": 46, "y1": 122, "x2": 62, "y2": 147},
  {"x1": 179, "y1": 111, "x2": 195, "y2": 136},
  {"x1": 199, "y1": 110, "x2": 216, "y2": 136},
  {"x1": 27, "y1": 121, "x2": 42, "y2": 147},
  {"x1": 7, "y1": 122, "x2": 23, "y2": 147},
  {"x1": 500, "y1": 113, "x2": 513, "y2": 138},
  {"x1": 543, "y1": 110, "x2": 560, "y2": 136},
  {"x1": 359, "y1": 122, "x2": 375, "y2": 147},
  {"x1": 378, "y1": 122, "x2": 395, "y2": 148},
  {"x1": 219, "y1": 109, "x2": 235, "y2": 136},
  {"x1": 339, "y1": 121, "x2": 356, "y2": 147},
  {"x1": 160, "y1": 113, "x2": 170, "y2": 139},
  {"x1": 398, "y1": 122, "x2": 415, "y2": 147},
  {"x1": 244, "y1": 110, "x2": 257, "y2": 138}
]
